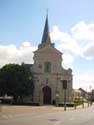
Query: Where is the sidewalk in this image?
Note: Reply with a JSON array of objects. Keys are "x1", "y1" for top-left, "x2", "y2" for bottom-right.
[{"x1": 0, "y1": 103, "x2": 93, "y2": 119}]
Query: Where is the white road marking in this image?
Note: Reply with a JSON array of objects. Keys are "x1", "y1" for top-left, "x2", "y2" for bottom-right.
[
  {"x1": 69, "y1": 117, "x2": 75, "y2": 121},
  {"x1": 54, "y1": 121, "x2": 62, "y2": 125}
]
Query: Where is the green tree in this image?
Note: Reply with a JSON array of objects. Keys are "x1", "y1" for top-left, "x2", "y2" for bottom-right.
[{"x1": 0, "y1": 64, "x2": 34, "y2": 104}]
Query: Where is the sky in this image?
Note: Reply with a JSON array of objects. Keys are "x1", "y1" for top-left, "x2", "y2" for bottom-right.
[{"x1": 0, "y1": 0, "x2": 94, "y2": 91}]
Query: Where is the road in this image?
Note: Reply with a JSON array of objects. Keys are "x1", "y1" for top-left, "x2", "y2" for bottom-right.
[{"x1": 0, "y1": 106, "x2": 94, "y2": 125}]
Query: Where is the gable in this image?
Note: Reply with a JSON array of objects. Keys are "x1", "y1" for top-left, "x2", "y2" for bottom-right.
[{"x1": 34, "y1": 43, "x2": 62, "y2": 56}]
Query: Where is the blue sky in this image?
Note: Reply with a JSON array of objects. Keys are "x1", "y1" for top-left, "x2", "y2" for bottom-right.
[{"x1": 0, "y1": 0, "x2": 94, "y2": 90}]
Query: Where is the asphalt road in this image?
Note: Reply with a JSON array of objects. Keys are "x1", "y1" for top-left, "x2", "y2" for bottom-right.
[{"x1": 0, "y1": 106, "x2": 94, "y2": 125}]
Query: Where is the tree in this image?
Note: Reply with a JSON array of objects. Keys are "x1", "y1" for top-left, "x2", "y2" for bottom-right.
[{"x1": 0, "y1": 64, "x2": 34, "y2": 104}]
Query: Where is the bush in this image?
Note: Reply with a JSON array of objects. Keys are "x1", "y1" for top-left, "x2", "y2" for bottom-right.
[
  {"x1": 12, "y1": 102, "x2": 40, "y2": 106},
  {"x1": 59, "y1": 102, "x2": 75, "y2": 107},
  {"x1": 1, "y1": 98, "x2": 13, "y2": 104},
  {"x1": 74, "y1": 100, "x2": 83, "y2": 106}
]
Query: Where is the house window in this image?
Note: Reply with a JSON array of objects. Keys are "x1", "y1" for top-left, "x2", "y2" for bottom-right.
[{"x1": 44, "y1": 62, "x2": 51, "y2": 73}]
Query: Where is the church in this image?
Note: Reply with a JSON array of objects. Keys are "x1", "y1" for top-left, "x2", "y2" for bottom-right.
[{"x1": 32, "y1": 15, "x2": 73, "y2": 105}]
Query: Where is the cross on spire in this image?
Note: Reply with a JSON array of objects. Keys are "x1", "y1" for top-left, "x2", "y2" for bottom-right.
[{"x1": 46, "y1": 8, "x2": 48, "y2": 16}]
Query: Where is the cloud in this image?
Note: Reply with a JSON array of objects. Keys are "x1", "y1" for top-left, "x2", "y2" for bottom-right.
[
  {"x1": 50, "y1": 25, "x2": 82, "y2": 69},
  {"x1": 83, "y1": 42, "x2": 94, "y2": 60},
  {"x1": 21, "y1": 41, "x2": 32, "y2": 47},
  {"x1": 74, "y1": 73, "x2": 94, "y2": 91},
  {"x1": 51, "y1": 22, "x2": 94, "y2": 61},
  {"x1": 50, "y1": 25, "x2": 82, "y2": 56},
  {"x1": 71, "y1": 21, "x2": 94, "y2": 41},
  {"x1": 71, "y1": 21, "x2": 94, "y2": 59},
  {"x1": 62, "y1": 53, "x2": 74, "y2": 69},
  {"x1": 0, "y1": 41, "x2": 37, "y2": 67}
]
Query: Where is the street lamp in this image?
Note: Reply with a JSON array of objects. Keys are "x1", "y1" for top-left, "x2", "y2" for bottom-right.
[
  {"x1": 56, "y1": 93, "x2": 59, "y2": 106},
  {"x1": 90, "y1": 85, "x2": 92, "y2": 106},
  {"x1": 82, "y1": 97, "x2": 84, "y2": 108},
  {"x1": 61, "y1": 80, "x2": 67, "y2": 111}
]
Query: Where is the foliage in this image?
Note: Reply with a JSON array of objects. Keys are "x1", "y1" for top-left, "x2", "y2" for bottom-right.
[
  {"x1": 59, "y1": 101, "x2": 83, "y2": 107},
  {"x1": 0, "y1": 64, "x2": 34, "y2": 103},
  {"x1": 74, "y1": 100, "x2": 83, "y2": 106},
  {"x1": 59, "y1": 102, "x2": 76, "y2": 107}
]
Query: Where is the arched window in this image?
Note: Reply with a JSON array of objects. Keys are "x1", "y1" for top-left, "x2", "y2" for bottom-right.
[{"x1": 44, "y1": 62, "x2": 51, "y2": 73}]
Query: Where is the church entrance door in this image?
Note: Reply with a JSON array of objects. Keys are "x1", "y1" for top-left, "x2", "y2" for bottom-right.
[{"x1": 43, "y1": 86, "x2": 51, "y2": 104}]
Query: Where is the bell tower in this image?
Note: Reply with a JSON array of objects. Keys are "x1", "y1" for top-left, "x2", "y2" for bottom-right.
[{"x1": 38, "y1": 14, "x2": 54, "y2": 49}]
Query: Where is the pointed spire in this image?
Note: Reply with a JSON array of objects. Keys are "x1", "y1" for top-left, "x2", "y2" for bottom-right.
[{"x1": 41, "y1": 13, "x2": 51, "y2": 43}]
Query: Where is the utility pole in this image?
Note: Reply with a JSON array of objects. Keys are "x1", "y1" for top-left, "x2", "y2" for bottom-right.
[{"x1": 64, "y1": 89, "x2": 67, "y2": 111}]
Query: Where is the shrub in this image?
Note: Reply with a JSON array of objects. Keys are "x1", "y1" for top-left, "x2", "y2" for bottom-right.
[{"x1": 59, "y1": 102, "x2": 75, "y2": 107}]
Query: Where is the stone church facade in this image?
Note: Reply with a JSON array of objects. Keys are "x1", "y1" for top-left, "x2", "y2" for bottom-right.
[{"x1": 32, "y1": 15, "x2": 73, "y2": 105}]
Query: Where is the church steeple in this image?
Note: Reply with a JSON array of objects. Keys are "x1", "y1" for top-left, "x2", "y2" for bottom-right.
[
  {"x1": 41, "y1": 14, "x2": 51, "y2": 43},
  {"x1": 38, "y1": 14, "x2": 54, "y2": 49}
]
